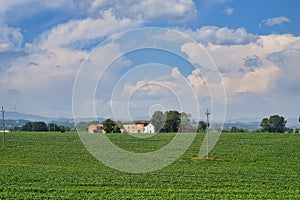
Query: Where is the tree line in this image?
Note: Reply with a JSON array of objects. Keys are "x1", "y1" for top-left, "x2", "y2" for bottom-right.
[
  {"x1": 153, "y1": 113, "x2": 292, "y2": 133},
  {"x1": 14, "y1": 121, "x2": 72, "y2": 132},
  {"x1": 75, "y1": 113, "x2": 296, "y2": 133}
]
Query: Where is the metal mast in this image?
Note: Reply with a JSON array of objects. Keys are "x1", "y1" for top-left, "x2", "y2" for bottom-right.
[
  {"x1": 1, "y1": 107, "x2": 5, "y2": 147},
  {"x1": 205, "y1": 109, "x2": 210, "y2": 159}
]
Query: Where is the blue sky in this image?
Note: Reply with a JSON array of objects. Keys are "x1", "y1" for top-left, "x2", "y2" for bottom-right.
[{"x1": 0, "y1": 0, "x2": 300, "y2": 123}]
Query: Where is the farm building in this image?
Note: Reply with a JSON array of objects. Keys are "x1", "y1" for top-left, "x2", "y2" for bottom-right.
[
  {"x1": 87, "y1": 120, "x2": 155, "y2": 133},
  {"x1": 122, "y1": 120, "x2": 155, "y2": 133},
  {"x1": 88, "y1": 123, "x2": 105, "y2": 133},
  {"x1": 144, "y1": 123, "x2": 155, "y2": 133},
  {"x1": 179, "y1": 125, "x2": 198, "y2": 133}
]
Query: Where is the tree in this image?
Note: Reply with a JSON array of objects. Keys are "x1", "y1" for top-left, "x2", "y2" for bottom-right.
[
  {"x1": 21, "y1": 122, "x2": 33, "y2": 131},
  {"x1": 179, "y1": 112, "x2": 192, "y2": 131},
  {"x1": 113, "y1": 125, "x2": 120, "y2": 133},
  {"x1": 260, "y1": 115, "x2": 287, "y2": 133},
  {"x1": 59, "y1": 126, "x2": 66, "y2": 132},
  {"x1": 103, "y1": 118, "x2": 116, "y2": 133},
  {"x1": 197, "y1": 121, "x2": 207, "y2": 132},
  {"x1": 21, "y1": 121, "x2": 48, "y2": 132},
  {"x1": 260, "y1": 118, "x2": 270, "y2": 132},
  {"x1": 113, "y1": 121, "x2": 121, "y2": 133},
  {"x1": 75, "y1": 121, "x2": 89, "y2": 132},
  {"x1": 113, "y1": 121, "x2": 123, "y2": 133},
  {"x1": 231, "y1": 126, "x2": 238, "y2": 133},
  {"x1": 269, "y1": 115, "x2": 286, "y2": 133},
  {"x1": 32, "y1": 122, "x2": 48, "y2": 132},
  {"x1": 164, "y1": 110, "x2": 181, "y2": 132},
  {"x1": 48, "y1": 123, "x2": 60, "y2": 132},
  {"x1": 150, "y1": 111, "x2": 166, "y2": 132}
]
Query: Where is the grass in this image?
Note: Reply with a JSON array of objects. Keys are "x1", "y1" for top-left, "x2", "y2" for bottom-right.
[{"x1": 0, "y1": 131, "x2": 299, "y2": 199}]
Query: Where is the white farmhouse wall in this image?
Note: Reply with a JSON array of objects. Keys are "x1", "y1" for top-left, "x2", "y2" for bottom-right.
[{"x1": 144, "y1": 123, "x2": 155, "y2": 133}]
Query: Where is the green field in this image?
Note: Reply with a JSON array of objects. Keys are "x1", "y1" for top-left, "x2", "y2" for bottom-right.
[{"x1": 0, "y1": 132, "x2": 299, "y2": 199}]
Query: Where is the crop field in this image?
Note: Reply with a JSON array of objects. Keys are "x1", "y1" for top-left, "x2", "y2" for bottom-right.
[{"x1": 0, "y1": 131, "x2": 299, "y2": 199}]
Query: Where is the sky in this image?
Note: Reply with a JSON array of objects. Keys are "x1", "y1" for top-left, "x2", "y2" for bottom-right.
[{"x1": 0, "y1": 0, "x2": 300, "y2": 123}]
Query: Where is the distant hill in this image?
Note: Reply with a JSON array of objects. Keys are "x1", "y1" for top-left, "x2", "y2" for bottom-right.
[
  {"x1": 230, "y1": 117, "x2": 261, "y2": 123},
  {"x1": 223, "y1": 121, "x2": 261, "y2": 131},
  {"x1": 228, "y1": 117, "x2": 300, "y2": 129},
  {"x1": 0, "y1": 119, "x2": 30, "y2": 130},
  {"x1": 5, "y1": 111, "x2": 52, "y2": 121},
  {"x1": 2, "y1": 112, "x2": 105, "y2": 128},
  {"x1": 2, "y1": 112, "x2": 74, "y2": 128}
]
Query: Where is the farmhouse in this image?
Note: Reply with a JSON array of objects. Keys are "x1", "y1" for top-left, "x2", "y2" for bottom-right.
[
  {"x1": 87, "y1": 120, "x2": 155, "y2": 133},
  {"x1": 88, "y1": 123, "x2": 105, "y2": 133},
  {"x1": 122, "y1": 120, "x2": 155, "y2": 133}
]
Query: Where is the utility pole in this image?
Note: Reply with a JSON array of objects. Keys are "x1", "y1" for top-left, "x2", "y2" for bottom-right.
[
  {"x1": 1, "y1": 107, "x2": 5, "y2": 147},
  {"x1": 205, "y1": 109, "x2": 210, "y2": 159}
]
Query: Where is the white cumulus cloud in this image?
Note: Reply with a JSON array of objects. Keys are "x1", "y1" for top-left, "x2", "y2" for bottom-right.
[
  {"x1": 261, "y1": 16, "x2": 291, "y2": 27},
  {"x1": 183, "y1": 26, "x2": 259, "y2": 45},
  {"x1": 40, "y1": 9, "x2": 142, "y2": 49},
  {"x1": 223, "y1": 7, "x2": 234, "y2": 15},
  {"x1": 182, "y1": 33, "x2": 300, "y2": 98}
]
